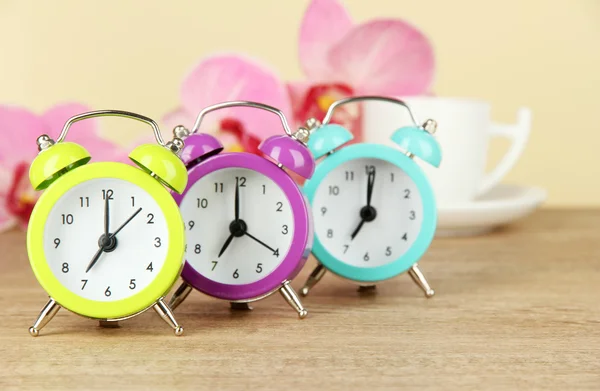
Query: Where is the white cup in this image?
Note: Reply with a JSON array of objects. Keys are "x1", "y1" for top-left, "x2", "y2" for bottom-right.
[{"x1": 362, "y1": 96, "x2": 531, "y2": 206}]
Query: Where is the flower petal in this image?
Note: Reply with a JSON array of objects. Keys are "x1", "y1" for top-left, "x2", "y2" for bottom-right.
[
  {"x1": 299, "y1": 0, "x2": 353, "y2": 81},
  {"x1": 286, "y1": 81, "x2": 356, "y2": 129},
  {"x1": 179, "y1": 54, "x2": 292, "y2": 140},
  {"x1": 286, "y1": 81, "x2": 314, "y2": 127},
  {"x1": 42, "y1": 103, "x2": 119, "y2": 162},
  {"x1": 0, "y1": 168, "x2": 16, "y2": 232},
  {"x1": 328, "y1": 19, "x2": 435, "y2": 96},
  {"x1": 0, "y1": 106, "x2": 45, "y2": 166}
]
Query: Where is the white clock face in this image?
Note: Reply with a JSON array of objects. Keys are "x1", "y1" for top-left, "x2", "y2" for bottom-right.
[
  {"x1": 312, "y1": 158, "x2": 423, "y2": 268},
  {"x1": 44, "y1": 178, "x2": 169, "y2": 301},
  {"x1": 180, "y1": 167, "x2": 294, "y2": 285}
]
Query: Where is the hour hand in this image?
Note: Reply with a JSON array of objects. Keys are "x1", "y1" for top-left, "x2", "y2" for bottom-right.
[
  {"x1": 350, "y1": 219, "x2": 366, "y2": 241},
  {"x1": 85, "y1": 246, "x2": 105, "y2": 273},
  {"x1": 218, "y1": 233, "x2": 235, "y2": 258}
]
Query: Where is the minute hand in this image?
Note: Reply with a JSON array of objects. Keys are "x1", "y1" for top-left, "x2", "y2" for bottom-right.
[
  {"x1": 234, "y1": 178, "x2": 240, "y2": 221},
  {"x1": 244, "y1": 231, "x2": 276, "y2": 253},
  {"x1": 366, "y1": 168, "x2": 375, "y2": 207},
  {"x1": 104, "y1": 195, "x2": 110, "y2": 237},
  {"x1": 109, "y1": 207, "x2": 142, "y2": 238}
]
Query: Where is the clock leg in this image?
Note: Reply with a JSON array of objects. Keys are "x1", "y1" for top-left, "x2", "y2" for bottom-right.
[
  {"x1": 153, "y1": 298, "x2": 184, "y2": 336},
  {"x1": 98, "y1": 320, "x2": 120, "y2": 328},
  {"x1": 408, "y1": 264, "x2": 435, "y2": 298},
  {"x1": 29, "y1": 298, "x2": 61, "y2": 337},
  {"x1": 230, "y1": 302, "x2": 253, "y2": 311},
  {"x1": 357, "y1": 285, "x2": 377, "y2": 293},
  {"x1": 168, "y1": 282, "x2": 193, "y2": 311},
  {"x1": 279, "y1": 281, "x2": 308, "y2": 319},
  {"x1": 300, "y1": 263, "x2": 326, "y2": 296}
]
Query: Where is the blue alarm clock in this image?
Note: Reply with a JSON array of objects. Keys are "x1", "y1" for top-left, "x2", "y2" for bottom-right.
[{"x1": 301, "y1": 96, "x2": 441, "y2": 298}]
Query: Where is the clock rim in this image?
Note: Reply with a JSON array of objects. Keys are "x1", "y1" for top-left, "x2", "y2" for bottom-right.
[
  {"x1": 303, "y1": 143, "x2": 437, "y2": 283},
  {"x1": 173, "y1": 152, "x2": 312, "y2": 301},
  {"x1": 27, "y1": 162, "x2": 185, "y2": 320}
]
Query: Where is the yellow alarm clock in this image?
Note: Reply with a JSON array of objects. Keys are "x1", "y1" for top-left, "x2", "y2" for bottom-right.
[{"x1": 27, "y1": 110, "x2": 188, "y2": 336}]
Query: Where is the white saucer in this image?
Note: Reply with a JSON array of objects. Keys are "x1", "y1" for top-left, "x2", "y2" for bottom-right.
[{"x1": 435, "y1": 184, "x2": 547, "y2": 237}]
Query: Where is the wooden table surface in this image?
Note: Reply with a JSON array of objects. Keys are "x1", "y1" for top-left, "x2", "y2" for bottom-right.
[{"x1": 0, "y1": 209, "x2": 598, "y2": 390}]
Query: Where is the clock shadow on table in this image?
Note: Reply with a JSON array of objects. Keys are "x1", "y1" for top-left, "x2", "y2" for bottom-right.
[{"x1": 292, "y1": 272, "x2": 429, "y2": 306}]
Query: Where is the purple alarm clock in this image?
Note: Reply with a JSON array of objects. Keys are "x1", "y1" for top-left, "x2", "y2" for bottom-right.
[{"x1": 168, "y1": 101, "x2": 315, "y2": 318}]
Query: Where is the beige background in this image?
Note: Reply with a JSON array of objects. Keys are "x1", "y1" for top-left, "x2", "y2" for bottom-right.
[{"x1": 0, "y1": 0, "x2": 598, "y2": 207}]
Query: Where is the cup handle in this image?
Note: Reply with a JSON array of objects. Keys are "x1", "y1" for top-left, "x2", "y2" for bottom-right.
[{"x1": 476, "y1": 107, "x2": 532, "y2": 196}]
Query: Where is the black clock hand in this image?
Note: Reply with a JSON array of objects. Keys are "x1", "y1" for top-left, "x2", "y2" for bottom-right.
[
  {"x1": 218, "y1": 233, "x2": 235, "y2": 258},
  {"x1": 109, "y1": 207, "x2": 142, "y2": 238},
  {"x1": 351, "y1": 168, "x2": 376, "y2": 241},
  {"x1": 85, "y1": 208, "x2": 142, "y2": 273},
  {"x1": 234, "y1": 177, "x2": 240, "y2": 222},
  {"x1": 219, "y1": 178, "x2": 242, "y2": 258},
  {"x1": 85, "y1": 246, "x2": 106, "y2": 273},
  {"x1": 350, "y1": 219, "x2": 366, "y2": 241},
  {"x1": 366, "y1": 167, "x2": 376, "y2": 207},
  {"x1": 103, "y1": 194, "x2": 110, "y2": 239},
  {"x1": 86, "y1": 196, "x2": 112, "y2": 273},
  {"x1": 244, "y1": 231, "x2": 276, "y2": 253}
]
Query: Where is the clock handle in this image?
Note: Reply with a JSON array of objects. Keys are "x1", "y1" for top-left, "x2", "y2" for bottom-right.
[
  {"x1": 56, "y1": 109, "x2": 171, "y2": 146},
  {"x1": 322, "y1": 96, "x2": 421, "y2": 126},
  {"x1": 189, "y1": 100, "x2": 294, "y2": 136}
]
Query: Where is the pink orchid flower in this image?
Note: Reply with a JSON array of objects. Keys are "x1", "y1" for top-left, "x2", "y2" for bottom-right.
[
  {"x1": 162, "y1": 54, "x2": 292, "y2": 154},
  {"x1": 0, "y1": 103, "x2": 120, "y2": 231},
  {"x1": 289, "y1": 0, "x2": 435, "y2": 140}
]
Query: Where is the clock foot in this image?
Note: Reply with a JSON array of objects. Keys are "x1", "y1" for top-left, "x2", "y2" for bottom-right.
[
  {"x1": 357, "y1": 285, "x2": 377, "y2": 293},
  {"x1": 230, "y1": 302, "x2": 253, "y2": 311},
  {"x1": 408, "y1": 264, "x2": 435, "y2": 298},
  {"x1": 168, "y1": 282, "x2": 193, "y2": 311},
  {"x1": 29, "y1": 298, "x2": 61, "y2": 337},
  {"x1": 280, "y1": 281, "x2": 308, "y2": 319},
  {"x1": 98, "y1": 320, "x2": 120, "y2": 328},
  {"x1": 153, "y1": 298, "x2": 184, "y2": 336},
  {"x1": 300, "y1": 263, "x2": 326, "y2": 296}
]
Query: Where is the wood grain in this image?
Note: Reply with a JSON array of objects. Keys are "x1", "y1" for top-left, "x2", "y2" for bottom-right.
[{"x1": 0, "y1": 210, "x2": 599, "y2": 390}]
